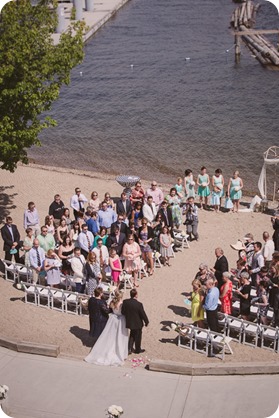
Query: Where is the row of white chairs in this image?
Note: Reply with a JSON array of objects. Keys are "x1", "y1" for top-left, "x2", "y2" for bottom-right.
[
  {"x1": 231, "y1": 299, "x2": 275, "y2": 323},
  {"x1": 21, "y1": 282, "x2": 90, "y2": 315},
  {"x1": 218, "y1": 314, "x2": 279, "y2": 352},
  {"x1": 177, "y1": 325, "x2": 233, "y2": 360},
  {"x1": 1, "y1": 259, "x2": 33, "y2": 283}
]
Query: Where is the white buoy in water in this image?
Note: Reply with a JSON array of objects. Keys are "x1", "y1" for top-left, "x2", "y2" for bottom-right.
[
  {"x1": 80, "y1": 71, "x2": 83, "y2": 76},
  {"x1": 185, "y1": 57, "x2": 190, "y2": 61},
  {"x1": 130, "y1": 64, "x2": 134, "y2": 69}
]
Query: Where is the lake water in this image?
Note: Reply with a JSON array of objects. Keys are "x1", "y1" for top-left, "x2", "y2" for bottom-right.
[{"x1": 30, "y1": 0, "x2": 279, "y2": 194}]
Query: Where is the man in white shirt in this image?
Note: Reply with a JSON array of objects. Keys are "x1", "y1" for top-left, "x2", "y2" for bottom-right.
[
  {"x1": 78, "y1": 224, "x2": 94, "y2": 258},
  {"x1": 70, "y1": 187, "x2": 88, "y2": 220},
  {"x1": 92, "y1": 238, "x2": 109, "y2": 280},
  {"x1": 262, "y1": 231, "x2": 275, "y2": 269},
  {"x1": 70, "y1": 247, "x2": 86, "y2": 293},
  {"x1": 23, "y1": 202, "x2": 40, "y2": 237},
  {"x1": 143, "y1": 196, "x2": 157, "y2": 225}
]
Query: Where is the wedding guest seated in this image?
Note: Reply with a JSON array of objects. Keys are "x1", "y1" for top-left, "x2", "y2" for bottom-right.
[
  {"x1": 78, "y1": 223, "x2": 94, "y2": 258},
  {"x1": 84, "y1": 252, "x2": 101, "y2": 296},
  {"x1": 138, "y1": 217, "x2": 154, "y2": 275},
  {"x1": 188, "y1": 279, "x2": 205, "y2": 328},
  {"x1": 89, "y1": 191, "x2": 101, "y2": 212},
  {"x1": 61, "y1": 208, "x2": 72, "y2": 233},
  {"x1": 122, "y1": 234, "x2": 141, "y2": 287},
  {"x1": 234, "y1": 271, "x2": 251, "y2": 321},
  {"x1": 106, "y1": 226, "x2": 126, "y2": 256},
  {"x1": 111, "y1": 213, "x2": 129, "y2": 236},
  {"x1": 109, "y1": 248, "x2": 123, "y2": 288},
  {"x1": 103, "y1": 192, "x2": 116, "y2": 211},
  {"x1": 130, "y1": 181, "x2": 145, "y2": 207},
  {"x1": 116, "y1": 192, "x2": 132, "y2": 220},
  {"x1": 56, "y1": 218, "x2": 68, "y2": 245},
  {"x1": 219, "y1": 272, "x2": 233, "y2": 315},
  {"x1": 37, "y1": 225, "x2": 55, "y2": 254},
  {"x1": 44, "y1": 215, "x2": 55, "y2": 236},
  {"x1": 58, "y1": 236, "x2": 74, "y2": 275},
  {"x1": 70, "y1": 247, "x2": 86, "y2": 293},
  {"x1": 88, "y1": 287, "x2": 110, "y2": 340},
  {"x1": 92, "y1": 226, "x2": 108, "y2": 249},
  {"x1": 86, "y1": 212, "x2": 100, "y2": 236},
  {"x1": 98, "y1": 201, "x2": 117, "y2": 234},
  {"x1": 69, "y1": 221, "x2": 81, "y2": 247},
  {"x1": 131, "y1": 201, "x2": 143, "y2": 230},
  {"x1": 166, "y1": 187, "x2": 182, "y2": 229},
  {"x1": 43, "y1": 249, "x2": 61, "y2": 288},
  {"x1": 142, "y1": 196, "x2": 157, "y2": 226}
]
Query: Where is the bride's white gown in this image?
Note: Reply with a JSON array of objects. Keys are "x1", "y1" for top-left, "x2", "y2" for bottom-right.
[{"x1": 84, "y1": 306, "x2": 129, "y2": 366}]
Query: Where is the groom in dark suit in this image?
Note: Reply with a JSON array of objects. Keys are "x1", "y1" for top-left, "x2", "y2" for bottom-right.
[
  {"x1": 1, "y1": 216, "x2": 21, "y2": 262},
  {"x1": 122, "y1": 289, "x2": 149, "y2": 354}
]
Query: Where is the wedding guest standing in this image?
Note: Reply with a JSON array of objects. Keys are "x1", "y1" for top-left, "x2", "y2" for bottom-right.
[
  {"x1": 24, "y1": 201, "x2": 40, "y2": 237},
  {"x1": 188, "y1": 279, "x2": 205, "y2": 328},
  {"x1": 159, "y1": 226, "x2": 174, "y2": 266},
  {"x1": 211, "y1": 247, "x2": 229, "y2": 289},
  {"x1": 84, "y1": 252, "x2": 101, "y2": 296},
  {"x1": 78, "y1": 223, "x2": 94, "y2": 259},
  {"x1": 29, "y1": 239, "x2": 45, "y2": 284},
  {"x1": 197, "y1": 166, "x2": 210, "y2": 210},
  {"x1": 43, "y1": 249, "x2": 61, "y2": 287},
  {"x1": 122, "y1": 235, "x2": 141, "y2": 287},
  {"x1": 184, "y1": 169, "x2": 195, "y2": 200},
  {"x1": 142, "y1": 196, "x2": 157, "y2": 226},
  {"x1": 37, "y1": 225, "x2": 55, "y2": 253},
  {"x1": 130, "y1": 181, "x2": 145, "y2": 207},
  {"x1": 122, "y1": 289, "x2": 149, "y2": 354},
  {"x1": 89, "y1": 191, "x2": 101, "y2": 212},
  {"x1": 116, "y1": 192, "x2": 132, "y2": 220},
  {"x1": 262, "y1": 231, "x2": 275, "y2": 269},
  {"x1": 203, "y1": 278, "x2": 219, "y2": 332},
  {"x1": 138, "y1": 218, "x2": 154, "y2": 275},
  {"x1": 58, "y1": 236, "x2": 74, "y2": 275},
  {"x1": 70, "y1": 247, "x2": 86, "y2": 293},
  {"x1": 70, "y1": 187, "x2": 88, "y2": 220},
  {"x1": 22, "y1": 227, "x2": 34, "y2": 267},
  {"x1": 235, "y1": 271, "x2": 251, "y2": 321},
  {"x1": 271, "y1": 212, "x2": 279, "y2": 251},
  {"x1": 219, "y1": 272, "x2": 233, "y2": 315},
  {"x1": 88, "y1": 287, "x2": 110, "y2": 340},
  {"x1": 166, "y1": 187, "x2": 182, "y2": 229},
  {"x1": 48, "y1": 194, "x2": 65, "y2": 228},
  {"x1": 144, "y1": 181, "x2": 164, "y2": 208},
  {"x1": 183, "y1": 197, "x2": 199, "y2": 242},
  {"x1": 1, "y1": 216, "x2": 21, "y2": 263},
  {"x1": 228, "y1": 170, "x2": 243, "y2": 213},
  {"x1": 109, "y1": 248, "x2": 122, "y2": 288}
]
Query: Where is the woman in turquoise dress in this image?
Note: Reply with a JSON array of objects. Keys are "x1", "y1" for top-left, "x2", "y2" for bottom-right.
[
  {"x1": 197, "y1": 166, "x2": 210, "y2": 209},
  {"x1": 166, "y1": 187, "x2": 182, "y2": 228},
  {"x1": 211, "y1": 168, "x2": 224, "y2": 213},
  {"x1": 184, "y1": 169, "x2": 195, "y2": 199},
  {"x1": 228, "y1": 170, "x2": 243, "y2": 213},
  {"x1": 174, "y1": 177, "x2": 184, "y2": 199}
]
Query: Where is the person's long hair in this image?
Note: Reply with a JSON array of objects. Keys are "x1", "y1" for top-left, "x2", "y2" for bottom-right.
[{"x1": 110, "y1": 290, "x2": 123, "y2": 309}]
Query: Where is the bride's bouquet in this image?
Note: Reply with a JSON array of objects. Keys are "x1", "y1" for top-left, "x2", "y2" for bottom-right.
[{"x1": 107, "y1": 405, "x2": 123, "y2": 417}]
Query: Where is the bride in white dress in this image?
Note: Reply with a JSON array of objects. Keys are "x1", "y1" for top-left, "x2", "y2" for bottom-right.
[{"x1": 84, "y1": 291, "x2": 129, "y2": 366}]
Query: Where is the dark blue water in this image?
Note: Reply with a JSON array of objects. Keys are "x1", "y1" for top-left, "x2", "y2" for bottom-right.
[{"x1": 30, "y1": 0, "x2": 279, "y2": 193}]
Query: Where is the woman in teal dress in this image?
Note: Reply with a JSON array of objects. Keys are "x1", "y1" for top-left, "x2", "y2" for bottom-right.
[
  {"x1": 184, "y1": 169, "x2": 196, "y2": 199},
  {"x1": 211, "y1": 168, "x2": 224, "y2": 213},
  {"x1": 166, "y1": 187, "x2": 182, "y2": 228},
  {"x1": 197, "y1": 166, "x2": 210, "y2": 209},
  {"x1": 228, "y1": 170, "x2": 243, "y2": 213}
]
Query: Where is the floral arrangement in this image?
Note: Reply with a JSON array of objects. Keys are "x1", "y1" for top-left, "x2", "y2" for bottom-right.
[
  {"x1": 170, "y1": 322, "x2": 191, "y2": 336},
  {"x1": 0, "y1": 385, "x2": 9, "y2": 400},
  {"x1": 107, "y1": 405, "x2": 123, "y2": 417}
]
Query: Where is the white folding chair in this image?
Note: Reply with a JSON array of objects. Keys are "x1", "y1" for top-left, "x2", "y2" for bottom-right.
[
  {"x1": 21, "y1": 282, "x2": 38, "y2": 305},
  {"x1": 2, "y1": 259, "x2": 18, "y2": 282},
  {"x1": 193, "y1": 327, "x2": 211, "y2": 356},
  {"x1": 16, "y1": 264, "x2": 33, "y2": 283},
  {"x1": 121, "y1": 271, "x2": 133, "y2": 292},
  {"x1": 209, "y1": 332, "x2": 233, "y2": 360},
  {"x1": 64, "y1": 291, "x2": 80, "y2": 315},
  {"x1": 36, "y1": 285, "x2": 52, "y2": 309},
  {"x1": 242, "y1": 321, "x2": 261, "y2": 347},
  {"x1": 138, "y1": 259, "x2": 148, "y2": 281},
  {"x1": 227, "y1": 316, "x2": 244, "y2": 342},
  {"x1": 152, "y1": 251, "x2": 162, "y2": 268},
  {"x1": 177, "y1": 325, "x2": 194, "y2": 350},
  {"x1": 173, "y1": 231, "x2": 190, "y2": 250},
  {"x1": 260, "y1": 325, "x2": 279, "y2": 352},
  {"x1": 51, "y1": 289, "x2": 65, "y2": 312}
]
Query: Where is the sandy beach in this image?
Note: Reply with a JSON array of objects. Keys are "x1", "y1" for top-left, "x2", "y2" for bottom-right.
[{"x1": 0, "y1": 163, "x2": 278, "y2": 365}]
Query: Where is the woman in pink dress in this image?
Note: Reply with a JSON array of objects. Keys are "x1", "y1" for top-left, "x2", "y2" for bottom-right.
[
  {"x1": 122, "y1": 234, "x2": 141, "y2": 287},
  {"x1": 109, "y1": 248, "x2": 122, "y2": 288},
  {"x1": 220, "y1": 271, "x2": 233, "y2": 314}
]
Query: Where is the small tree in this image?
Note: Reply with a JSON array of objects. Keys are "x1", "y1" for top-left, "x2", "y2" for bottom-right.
[{"x1": 0, "y1": 0, "x2": 85, "y2": 171}]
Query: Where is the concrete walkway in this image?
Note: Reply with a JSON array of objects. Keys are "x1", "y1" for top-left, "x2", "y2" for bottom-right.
[{"x1": 0, "y1": 347, "x2": 278, "y2": 418}]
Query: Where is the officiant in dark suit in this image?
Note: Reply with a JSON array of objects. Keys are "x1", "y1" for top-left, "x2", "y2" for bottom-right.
[
  {"x1": 211, "y1": 247, "x2": 229, "y2": 289},
  {"x1": 122, "y1": 289, "x2": 149, "y2": 354},
  {"x1": 1, "y1": 216, "x2": 21, "y2": 262}
]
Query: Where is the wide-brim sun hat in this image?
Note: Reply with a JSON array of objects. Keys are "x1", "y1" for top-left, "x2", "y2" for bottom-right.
[{"x1": 230, "y1": 240, "x2": 246, "y2": 251}]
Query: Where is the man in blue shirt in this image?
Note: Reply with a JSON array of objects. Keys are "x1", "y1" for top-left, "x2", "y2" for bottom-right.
[
  {"x1": 86, "y1": 212, "x2": 100, "y2": 236},
  {"x1": 203, "y1": 278, "x2": 220, "y2": 332},
  {"x1": 98, "y1": 202, "x2": 117, "y2": 233}
]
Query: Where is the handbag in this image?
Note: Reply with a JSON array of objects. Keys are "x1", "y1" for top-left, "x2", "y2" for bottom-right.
[{"x1": 225, "y1": 197, "x2": 233, "y2": 209}]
